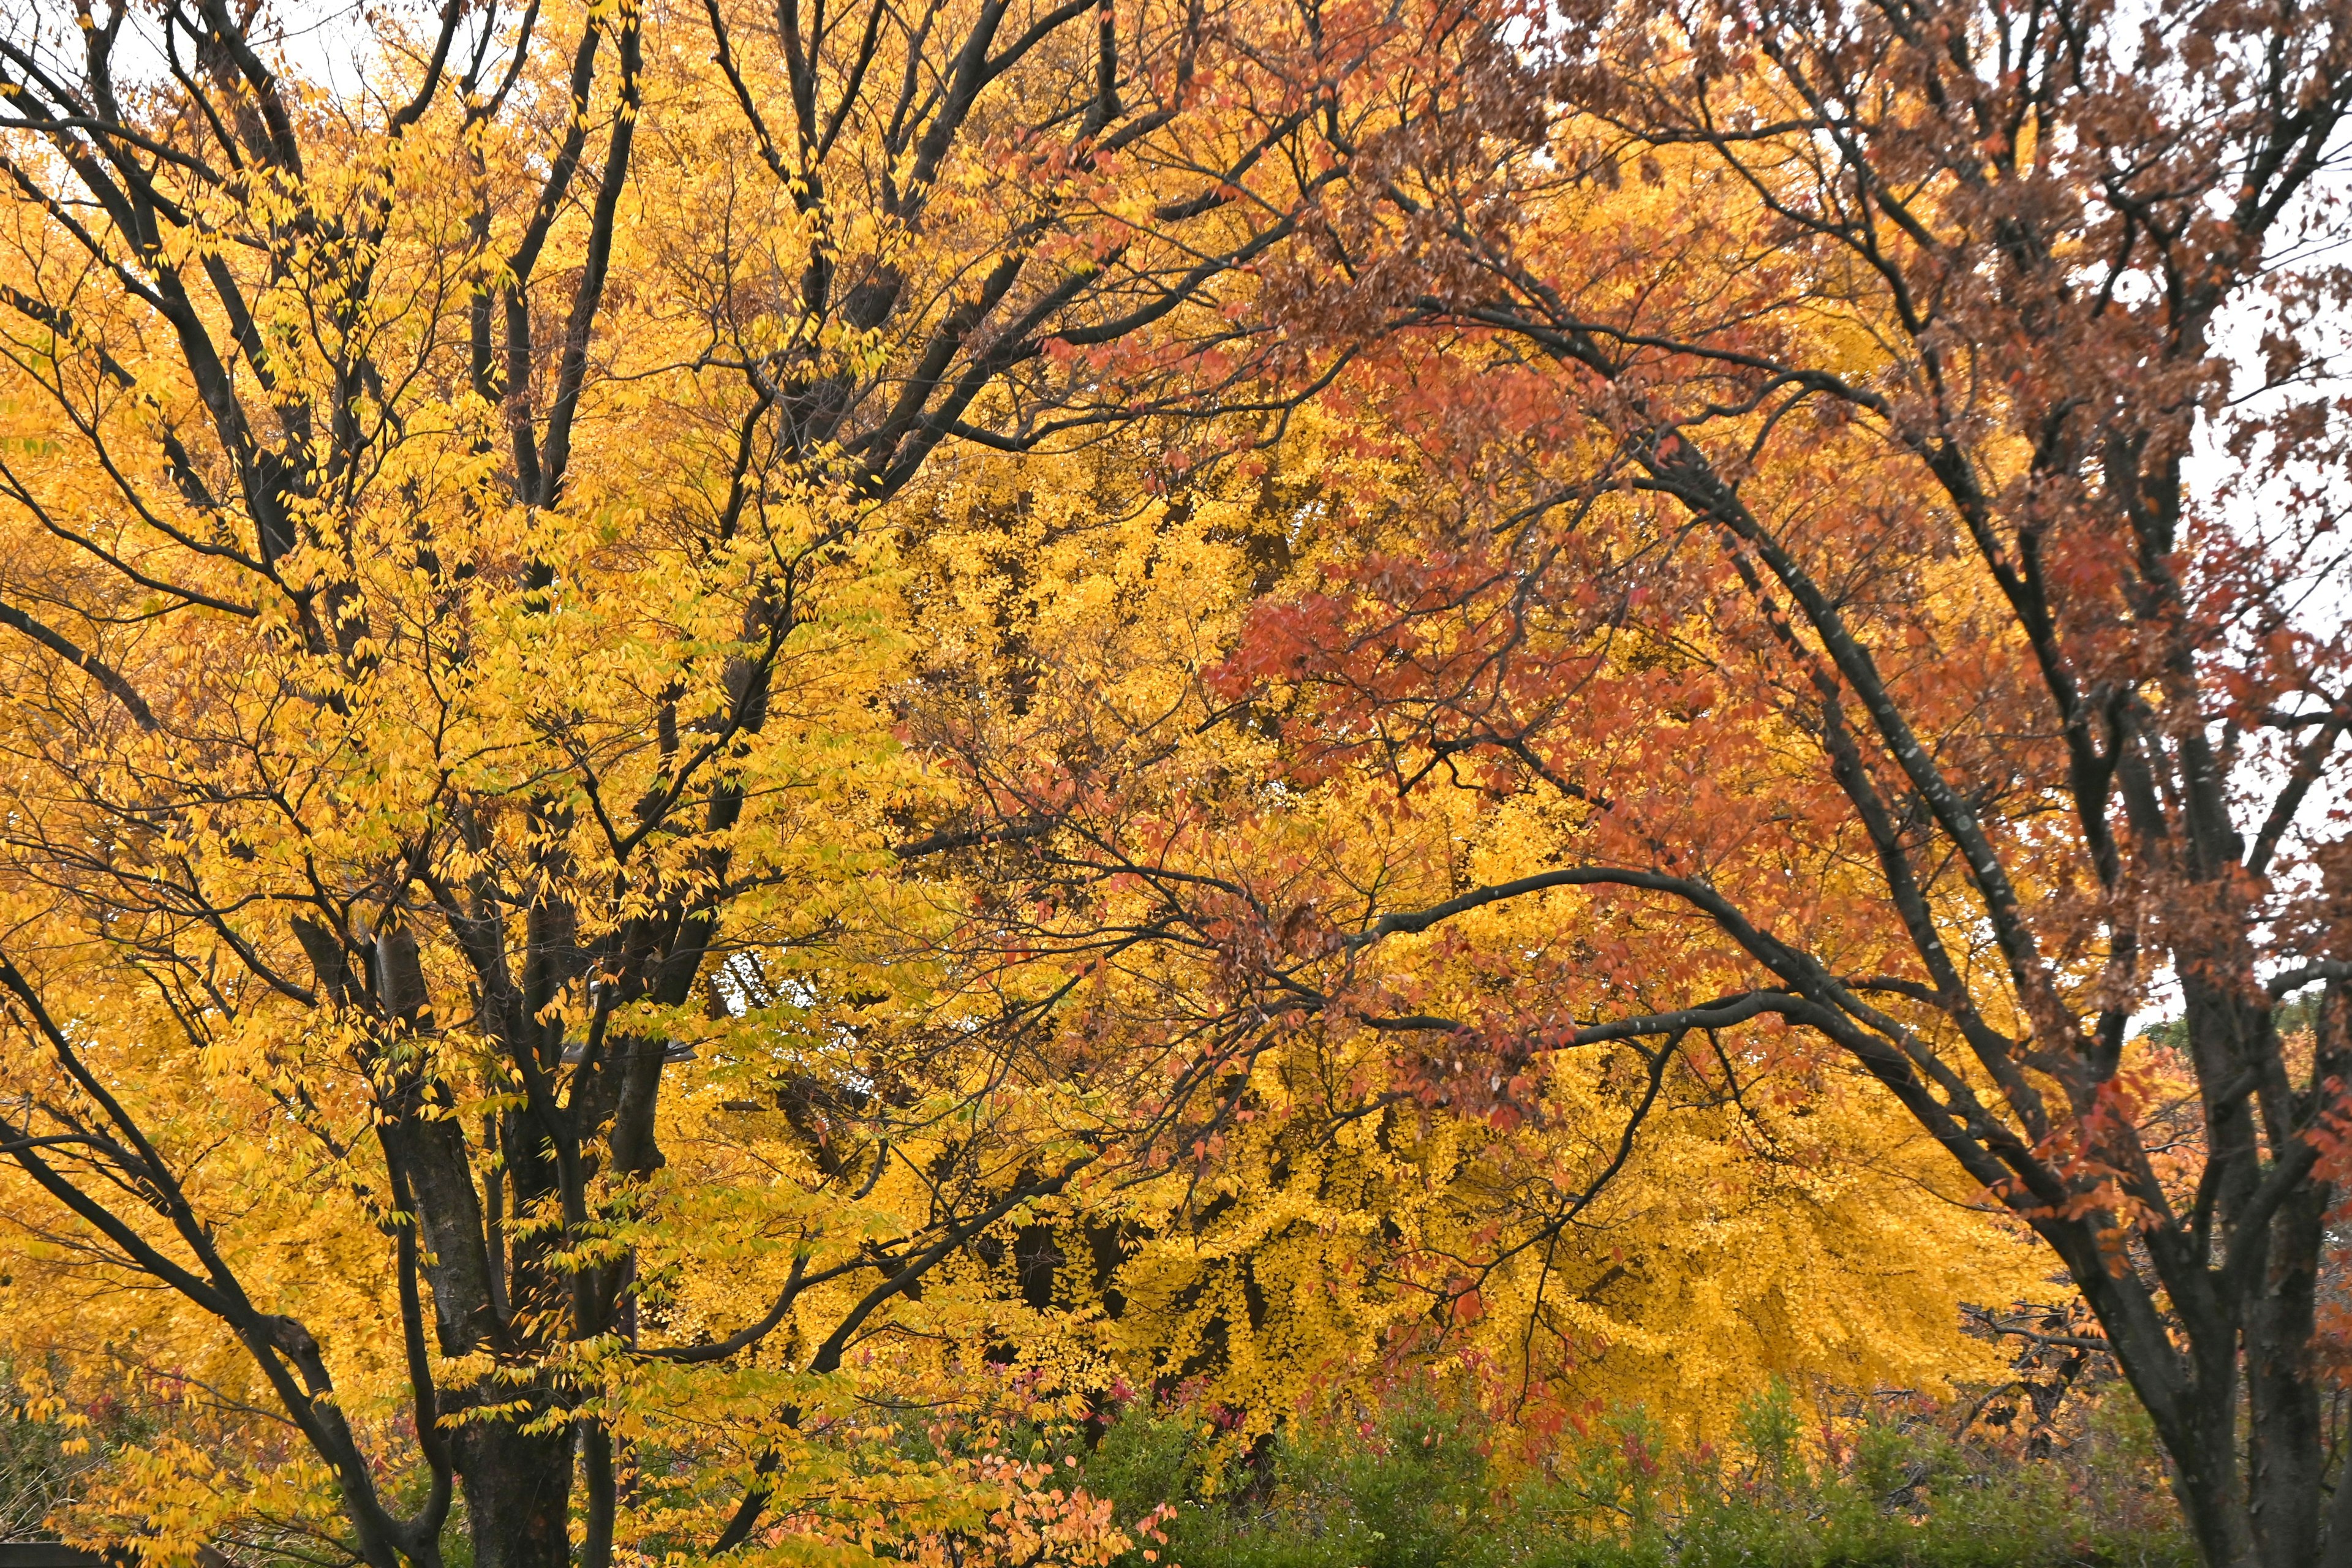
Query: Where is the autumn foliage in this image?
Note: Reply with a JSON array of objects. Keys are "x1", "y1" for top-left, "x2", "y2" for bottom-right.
[{"x1": 0, "y1": 0, "x2": 2345, "y2": 1566}]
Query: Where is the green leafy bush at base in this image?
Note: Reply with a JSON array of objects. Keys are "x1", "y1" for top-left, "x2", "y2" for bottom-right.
[{"x1": 1076, "y1": 1382, "x2": 2192, "y2": 1568}]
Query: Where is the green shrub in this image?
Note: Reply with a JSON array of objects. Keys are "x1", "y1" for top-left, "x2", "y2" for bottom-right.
[{"x1": 1079, "y1": 1384, "x2": 2195, "y2": 1568}]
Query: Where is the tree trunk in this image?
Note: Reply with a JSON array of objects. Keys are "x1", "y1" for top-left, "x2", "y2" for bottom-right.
[{"x1": 458, "y1": 1422, "x2": 575, "y2": 1568}]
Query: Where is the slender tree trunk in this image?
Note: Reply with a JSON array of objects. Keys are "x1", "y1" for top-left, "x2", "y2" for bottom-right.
[{"x1": 2247, "y1": 1188, "x2": 2328, "y2": 1567}]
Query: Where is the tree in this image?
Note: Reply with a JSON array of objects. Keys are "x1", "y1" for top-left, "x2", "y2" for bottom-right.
[
  {"x1": 0, "y1": 0, "x2": 1372, "y2": 1561},
  {"x1": 1192, "y1": 0, "x2": 2352, "y2": 1562}
]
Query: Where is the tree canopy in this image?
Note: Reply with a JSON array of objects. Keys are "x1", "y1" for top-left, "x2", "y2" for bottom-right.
[{"x1": 0, "y1": 2, "x2": 2345, "y2": 1567}]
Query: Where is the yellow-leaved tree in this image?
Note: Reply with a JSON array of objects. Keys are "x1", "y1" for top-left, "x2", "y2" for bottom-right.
[{"x1": 0, "y1": 0, "x2": 1376, "y2": 1561}]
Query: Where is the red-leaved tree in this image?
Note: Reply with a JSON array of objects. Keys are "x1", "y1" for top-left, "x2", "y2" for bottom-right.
[{"x1": 1196, "y1": 1, "x2": 2352, "y2": 1562}]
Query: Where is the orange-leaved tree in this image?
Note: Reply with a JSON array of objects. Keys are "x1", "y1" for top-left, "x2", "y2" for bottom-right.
[{"x1": 1185, "y1": 0, "x2": 2352, "y2": 1563}]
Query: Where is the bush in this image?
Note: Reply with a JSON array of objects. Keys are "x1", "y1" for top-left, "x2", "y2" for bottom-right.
[{"x1": 1076, "y1": 1383, "x2": 2194, "y2": 1568}]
